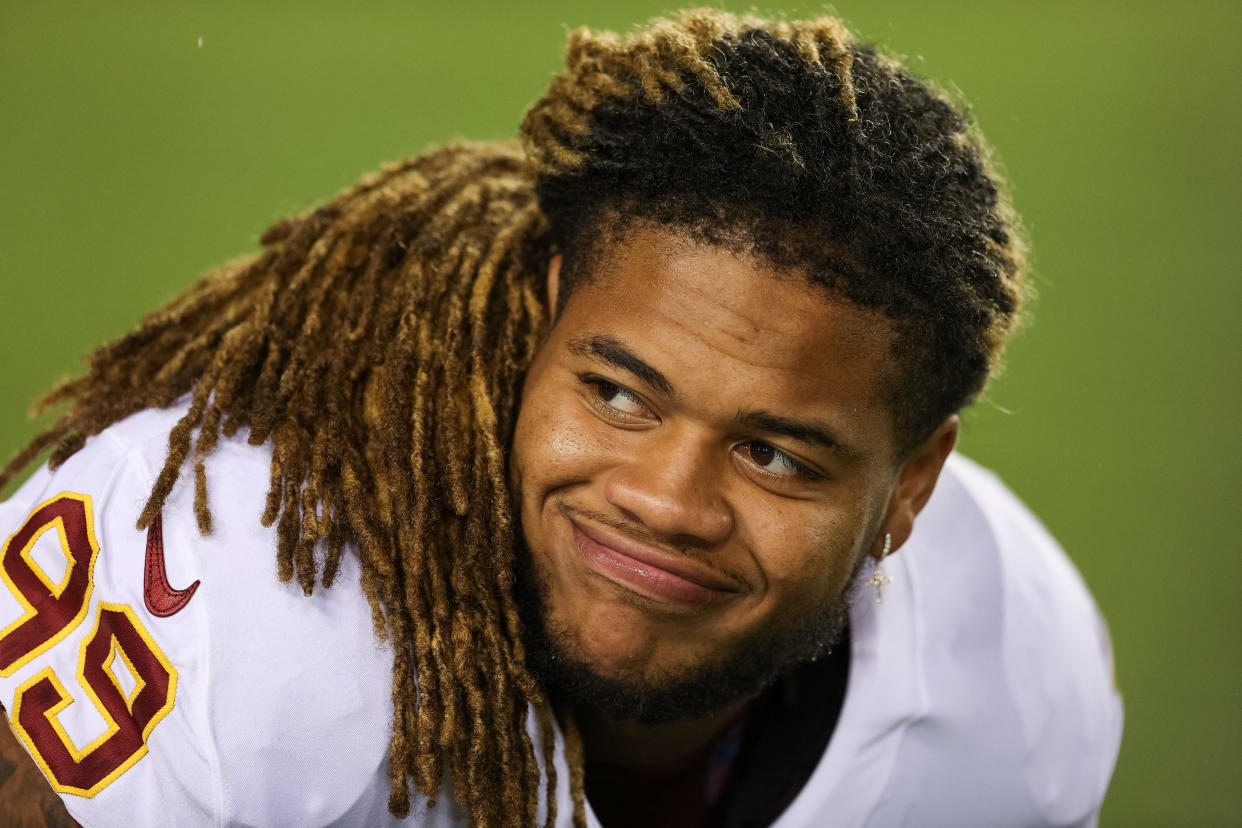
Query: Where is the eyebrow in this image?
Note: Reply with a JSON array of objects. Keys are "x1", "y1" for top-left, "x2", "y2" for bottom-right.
[
  {"x1": 568, "y1": 335, "x2": 676, "y2": 397},
  {"x1": 566, "y1": 334, "x2": 856, "y2": 458},
  {"x1": 735, "y1": 410, "x2": 854, "y2": 458}
]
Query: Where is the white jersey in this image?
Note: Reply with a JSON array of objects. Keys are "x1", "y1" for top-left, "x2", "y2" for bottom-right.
[{"x1": 0, "y1": 405, "x2": 1121, "y2": 827}]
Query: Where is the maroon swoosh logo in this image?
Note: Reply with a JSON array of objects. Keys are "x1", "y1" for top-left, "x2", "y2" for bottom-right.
[{"x1": 143, "y1": 512, "x2": 200, "y2": 617}]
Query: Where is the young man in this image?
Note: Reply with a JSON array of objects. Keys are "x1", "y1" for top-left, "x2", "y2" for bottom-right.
[{"x1": 0, "y1": 9, "x2": 1121, "y2": 827}]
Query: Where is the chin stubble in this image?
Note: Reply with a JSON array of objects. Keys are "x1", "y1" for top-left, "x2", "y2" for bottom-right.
[{"x1": 513, "y1": 536, "x2": 862, "y2": 726}]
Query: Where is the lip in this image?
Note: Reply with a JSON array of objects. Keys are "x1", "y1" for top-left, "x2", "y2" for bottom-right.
[{"x1": 569, "y1": 516, "x2": 742, "y2": 608}]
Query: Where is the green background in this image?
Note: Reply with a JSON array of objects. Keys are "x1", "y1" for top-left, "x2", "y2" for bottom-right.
[{"x1": 1, "y1": 1, "x2": 1238, "y2": 824}]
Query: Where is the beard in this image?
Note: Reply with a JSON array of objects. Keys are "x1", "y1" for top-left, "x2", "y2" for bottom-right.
[{"x1": 513, "y1": 535, "x2": 863, "y2": 727}]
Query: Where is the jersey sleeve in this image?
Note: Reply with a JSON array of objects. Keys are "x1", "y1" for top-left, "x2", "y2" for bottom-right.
[
  {"x1": 914, "y1": 455, "x2": 1123, "y2": 827},
  {"x1": 0, "y1": 408, "x2": 411, "y2": 827},
  {"x1": 0, "y1": 425, "x2": 220, "y2": 824}
]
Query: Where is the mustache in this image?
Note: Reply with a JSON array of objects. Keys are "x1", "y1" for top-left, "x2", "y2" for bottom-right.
[{"x1": 557, "y1": 502, "x2": 754, "y2": 593}]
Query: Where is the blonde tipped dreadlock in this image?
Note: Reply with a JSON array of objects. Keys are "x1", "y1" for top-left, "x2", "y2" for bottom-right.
[
  {"x1": 2, "y1": 9, "x2": 1030, "y2": 826},
  {"x1": 523, "y1": 8, "x2": 1028, "y2": 455},
  {"x1": 522, "y1": 11, "x2": 863, "y2": 171},
  {"x1": 3, "y1": 142, "x2": 559, "y2": 825}
]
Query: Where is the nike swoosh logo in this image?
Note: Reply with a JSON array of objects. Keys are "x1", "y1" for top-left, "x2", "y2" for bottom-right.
[{"x1": 144, "y1": 512, "x2": 200, "y2": 617}]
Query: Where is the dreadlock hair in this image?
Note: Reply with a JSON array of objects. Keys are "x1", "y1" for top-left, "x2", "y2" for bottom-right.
[
  {"x1": 1, "y1": 8, "x2": 1029, "y2": 826},
  {"x1": 2, "y1": 142, "x2": 562, "y2": 826},
  {"x1": 524, "y1": 9, "x2": 1029, "y2": 457}
]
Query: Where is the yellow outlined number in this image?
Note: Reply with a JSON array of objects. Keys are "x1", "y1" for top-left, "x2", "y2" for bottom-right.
[
  {"x1": 2, "y1": 493, "x2": 177, "y2": 796},
  {"x1": 0, "y1": 493, "x2": 99, "y2": 676}
]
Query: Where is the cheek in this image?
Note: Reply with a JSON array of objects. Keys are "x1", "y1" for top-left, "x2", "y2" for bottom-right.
[
  {"x1": 743, "y1": 502, "x2": 865, "y2": 604},
  {"x1": 513, "y1": 391, "x2": 614, "y2": 500}
]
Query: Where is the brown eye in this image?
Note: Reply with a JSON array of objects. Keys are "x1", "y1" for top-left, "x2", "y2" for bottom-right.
[
  {"x1": 749, "y1": 442, "x2": 775, "y2": 466},
  {"x1": 579, "y1": 376, "x2": 653, "y2": 420},
  {"x1": 736, "y1": 441, "x2": 817, "y2": 480},
  {"x1": 594, "y1": 380, "x2": 622, "y2": 401}
]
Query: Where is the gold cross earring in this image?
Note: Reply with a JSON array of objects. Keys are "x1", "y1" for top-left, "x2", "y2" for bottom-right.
[{"x1": 865, "y1": 532, "x2": 893, "y2": 603}]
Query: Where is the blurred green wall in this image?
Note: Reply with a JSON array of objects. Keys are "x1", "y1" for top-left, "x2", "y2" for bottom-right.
[{"x1": 2, "y1": 1, "x2": 1238, "y2": 824}]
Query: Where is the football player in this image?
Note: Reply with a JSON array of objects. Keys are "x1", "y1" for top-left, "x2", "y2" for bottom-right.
[{"x1": 0, "y1": 10, "x2": 1121, "y2": 826}]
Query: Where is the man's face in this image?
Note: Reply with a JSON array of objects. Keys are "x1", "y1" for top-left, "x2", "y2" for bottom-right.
[{"x1": 510, "y1": 226, "x2": 905, "y2": 721}]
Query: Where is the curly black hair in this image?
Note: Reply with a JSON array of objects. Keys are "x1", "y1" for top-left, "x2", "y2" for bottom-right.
[{"x1": 524, "y1": 10, "x2": 1028, "y2": 455}]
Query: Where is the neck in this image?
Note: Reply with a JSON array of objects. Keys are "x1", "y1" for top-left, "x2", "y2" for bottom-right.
[{"x1": 577, "y1": 698, "x2": 751, "y2": 772}]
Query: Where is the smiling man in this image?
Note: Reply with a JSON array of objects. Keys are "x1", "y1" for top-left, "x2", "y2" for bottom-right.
[
  {"x1": 0, "y1": 9, "x2": 1120, "y2": 828},
  {"x1": 512, "y1": 236, "x2": 900, "y2": 717}
]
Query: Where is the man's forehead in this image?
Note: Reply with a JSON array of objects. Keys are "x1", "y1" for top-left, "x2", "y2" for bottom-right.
[
  {"x1": 554, "y1": 234, "x2": 899, "y2": 459},
  {"x1": 568, "y1": 227, "x2": 895, "y2": 379}
]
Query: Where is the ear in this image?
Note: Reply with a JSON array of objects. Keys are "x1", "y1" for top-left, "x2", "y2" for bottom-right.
[
  {"x1": 546, "y1": 254, "x2": 563, "y2": 321},
  {"x1": 876, "y1": 414, "x2": 959, "y2": 559}
]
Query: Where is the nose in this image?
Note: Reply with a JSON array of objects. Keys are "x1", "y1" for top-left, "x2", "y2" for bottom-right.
[{"x1": 603, "y1": 426, "x2": 733, "y2": 547}]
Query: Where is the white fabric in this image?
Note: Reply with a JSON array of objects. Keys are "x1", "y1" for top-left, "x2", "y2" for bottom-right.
[{"x1": 0, "y1": 406, "x2": 1121, "y2": 827}]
